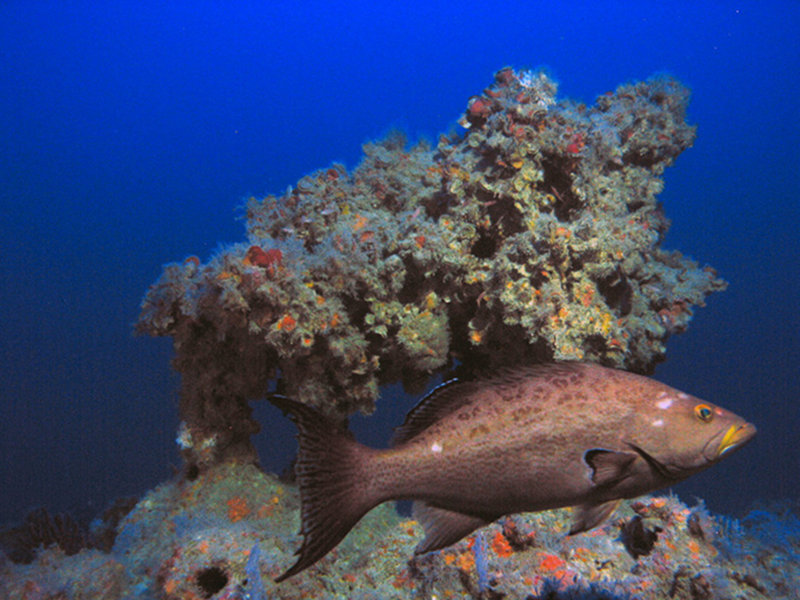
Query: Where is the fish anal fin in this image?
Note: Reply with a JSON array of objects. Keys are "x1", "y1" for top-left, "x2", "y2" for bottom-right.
[
  {"x1": 569, "y1": 499, "x2": 622, "y2": 535},
  {"x1": 413, "y1": 502, "x2": 492, "y2": 554},
  {"x1": 584, "y1": 448, "x2": 637, "y2": 486}
]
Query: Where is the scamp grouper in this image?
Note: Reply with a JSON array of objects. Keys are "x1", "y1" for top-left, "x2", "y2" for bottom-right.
[{"x1": 269, "y1": 362, "x2": 755, "y2": 581}]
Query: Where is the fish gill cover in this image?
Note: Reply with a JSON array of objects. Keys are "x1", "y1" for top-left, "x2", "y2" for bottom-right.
[{"x1": 136, "y1": 67, "x2": 725, "y2": 468}]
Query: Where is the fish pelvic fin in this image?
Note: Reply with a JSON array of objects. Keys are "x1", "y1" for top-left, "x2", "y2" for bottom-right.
[
  {"x1": 568, "y1": 499, "x2": 622, "y2": 535},
  {"x1": 268, "y1": 394, "x2": 376, "y2": 582}
]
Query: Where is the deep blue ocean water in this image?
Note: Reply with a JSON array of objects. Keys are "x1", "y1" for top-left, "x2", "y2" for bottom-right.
[{"x1": 1, "y1": 1, "x2": 797, "y2": 527}]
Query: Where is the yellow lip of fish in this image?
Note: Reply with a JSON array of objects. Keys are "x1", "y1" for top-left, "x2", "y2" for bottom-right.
[{"x1": 717, "y1": 422, "x2": 757, "y2": 457}]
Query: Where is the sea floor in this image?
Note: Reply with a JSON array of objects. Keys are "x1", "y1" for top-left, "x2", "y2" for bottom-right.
[{"x1": 1, "y1": 463, "x2": 798, "y2": 600}]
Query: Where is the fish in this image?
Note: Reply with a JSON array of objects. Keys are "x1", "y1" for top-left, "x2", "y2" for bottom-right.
[{"x1": 268, "y1": 362, "x2": 755, "y2": 581}]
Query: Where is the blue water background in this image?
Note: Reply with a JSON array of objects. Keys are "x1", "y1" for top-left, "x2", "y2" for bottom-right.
[{"x1": 1, "y1": 1, "x2": 797, "y2": 525}]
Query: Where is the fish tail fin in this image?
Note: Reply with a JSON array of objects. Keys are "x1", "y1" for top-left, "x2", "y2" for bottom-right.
[{"x1": 268, "y1": 394, "x2": 378, "y2": 582}]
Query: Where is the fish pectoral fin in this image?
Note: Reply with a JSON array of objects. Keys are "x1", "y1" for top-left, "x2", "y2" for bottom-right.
[
  {"x1": 583, "y1": 448, "x2": 638, "y2": 486},
  {"x1": 412, "y1": 502, "x2": 491, "y2": 554},
  {"x1": 569, "y1": 499, "x2": 622, "y2": 535}
]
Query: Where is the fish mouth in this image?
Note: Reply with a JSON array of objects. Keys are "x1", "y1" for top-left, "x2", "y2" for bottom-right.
[{"x1": 706, "y1": 422, "x2": 757, "y2": 460}]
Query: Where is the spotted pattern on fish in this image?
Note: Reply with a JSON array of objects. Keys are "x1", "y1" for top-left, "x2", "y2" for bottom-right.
[{"x1": 269, "y1": 362, "x2": 756, "y2": 581}]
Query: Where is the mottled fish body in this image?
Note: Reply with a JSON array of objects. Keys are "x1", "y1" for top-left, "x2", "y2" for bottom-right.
[{"x1": 270, "y1": 362, "x2": 755, "y2": 581}]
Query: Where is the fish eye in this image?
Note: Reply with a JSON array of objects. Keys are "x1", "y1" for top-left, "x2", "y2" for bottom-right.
[{"x1": 694, "y1": 404, "x2": 714, "y2": 423}]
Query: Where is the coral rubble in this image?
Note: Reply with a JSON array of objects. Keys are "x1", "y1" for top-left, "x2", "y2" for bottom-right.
[
  {"x1": 2, "y1": 464, "x2": 797, "y2": 599},
  {"x1": 136, "y1": 67, "x2": 725, "y2": 468}
]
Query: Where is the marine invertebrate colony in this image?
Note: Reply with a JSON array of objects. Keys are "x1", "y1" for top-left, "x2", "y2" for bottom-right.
[
  {"x1": 137, "y1": 67, "x2": 726, "y2": 468},
  {"x1": 3, "y1": 463, "x2": 795, "y2": 598}
]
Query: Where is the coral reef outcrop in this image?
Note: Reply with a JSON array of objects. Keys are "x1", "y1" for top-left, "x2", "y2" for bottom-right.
[
  {"x1": 2, "y1": 465, "x2": 797, "y2": 599},
  {"x1": 136, "y1": 67, "x2": 725, "y2": 467}
]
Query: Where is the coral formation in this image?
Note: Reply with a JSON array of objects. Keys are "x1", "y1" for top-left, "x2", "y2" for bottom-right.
[
  {"x1": 1, "y1": 464, "x2": 797, "y2": 599},
  {"x1": 0, "y1": 507, "x2": 88, "y2": 564},
  {"x1": 137, "y1": 66, "x2": 725, "y2": 468},
  {"x1": 0, "y1": 498, "x2": 140, "y2": 567}
]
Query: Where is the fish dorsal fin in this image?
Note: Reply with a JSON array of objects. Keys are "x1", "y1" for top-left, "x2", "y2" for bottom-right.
[
  {"x1": 392, "y1": 362, "x2": 594, "y2": 446},
  {"x1": 490, "y1": 360, "x2": 591, "y2": 383},
  {"x1": 412, "y1": 502, "x2": 492, "y2": 554},
  {"x1": 391, "y1": 378, "x2": 480, "y2": 446},
  {"x1": 464, "y1": 361, "x2": 592, "y2": 393}
]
